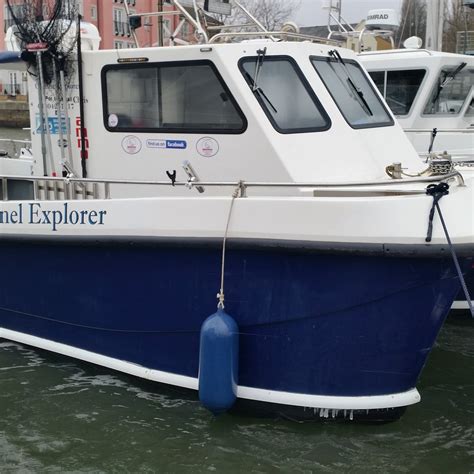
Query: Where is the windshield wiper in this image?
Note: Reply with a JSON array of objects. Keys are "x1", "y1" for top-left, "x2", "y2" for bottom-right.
[
  {"x1": 346, "y1": 77, "x2": 373, "y2": 116},
  {"x1": 431, "y1": 62, "x2": 467, "y2": 105},
  {"x1": 328, "y1": 50, "x2": 373, "y2": 116},
  {"x1": 244, "y1": 70, "x2": 278, "y2": 114},
  {"x1": 253, "y1": 47, "x2": 267, "y2": 92}
]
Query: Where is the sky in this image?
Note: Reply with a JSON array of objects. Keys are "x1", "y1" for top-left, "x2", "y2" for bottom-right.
[{"x1": 294, "y1": 0, "x2": 403, "y2": 27}]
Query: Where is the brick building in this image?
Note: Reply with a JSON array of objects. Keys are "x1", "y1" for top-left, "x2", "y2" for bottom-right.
[
  {"x1": 1, "y1": 1, "x2": 190, "y2": 50},
  {"x1": 0, "y1": 1, "x2": 194, "y2": 97}
]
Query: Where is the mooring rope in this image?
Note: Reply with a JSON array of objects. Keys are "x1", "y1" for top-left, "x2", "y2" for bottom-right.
[
  {"x1": 426, "y1": 183, "x2": 474, "y2": 318},
  {"x1": 217, "y1": 182, "x2": 242, "y2": 309}
]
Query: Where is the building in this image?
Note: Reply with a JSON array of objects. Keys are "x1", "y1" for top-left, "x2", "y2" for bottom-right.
[
  {"x1": 0, "y1": 1, "x2": 198, "y2": 103},
  {"x1": 0, "y1": 1, "x2": 193, "y2": 51}
]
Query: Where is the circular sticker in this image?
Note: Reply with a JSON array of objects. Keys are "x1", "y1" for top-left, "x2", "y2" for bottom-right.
[
  {"x1": 196, "y1": 137, "x2": 219, "y2": 157},
  {"x1": 121, "y1": 135, "x2": 142, "y2": 155},
  {"x1": 108, "y1": 113, "x2": 119, "y2": 128}
]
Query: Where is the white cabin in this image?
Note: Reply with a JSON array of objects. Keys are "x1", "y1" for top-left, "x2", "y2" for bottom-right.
[
  {"x1": 359, "y1": 49, "x2": 474, "y2": 159},
  {"x1": 24, "y1": 41, "x2": 424, "y2": 198}
]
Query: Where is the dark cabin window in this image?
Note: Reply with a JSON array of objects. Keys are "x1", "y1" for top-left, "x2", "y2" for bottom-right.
[
  {"x1": 370, "y1": 70, "x2": 385, "y2": 95},
  {"x1": 368, "y1": 69, "x2": 426, "y2": 116},
  {"x1": 103, "y1": 60, "x2": 246, "y2": 133},
  {"x1": 311, "y1": 56, "x2": 394, "y2": 129},
  {"x1": 239, "y1": 56, "x2": 331, "y2": 133}
]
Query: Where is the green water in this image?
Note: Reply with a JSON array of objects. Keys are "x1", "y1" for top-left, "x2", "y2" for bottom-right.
[{"x1": 0, "y1": 318, "x2": 472, "y2": 473}]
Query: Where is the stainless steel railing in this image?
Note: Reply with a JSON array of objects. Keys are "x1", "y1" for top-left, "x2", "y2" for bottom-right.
[
  {"x1": 208, "y1": 31, "x2": 339, "y2": 45},
  {"x1": 0, "y1": 170, "x2": 465, "y2": 202},
  {"x1": 32, "y1": 180, "x2": 103, "y2": 201},
  {"x1": 1, "y1": 177, "x2": 104, "y2": 202}
]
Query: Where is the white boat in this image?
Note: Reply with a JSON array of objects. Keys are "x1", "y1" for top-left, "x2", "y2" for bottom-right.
[
  {"x1": 359, "y1": 48, "x2": 474, "y2": 311},
  {"x1": 0, "y1": 1, "x2": 473, "y2": 421},
  {"x1": 359, "y1": 49, "x2": 474, "y2": 161}
]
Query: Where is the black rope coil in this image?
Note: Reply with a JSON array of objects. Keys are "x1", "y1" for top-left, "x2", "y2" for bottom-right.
[{"x1": 425, "y1": 182, "x2": 449, "y2": 243}]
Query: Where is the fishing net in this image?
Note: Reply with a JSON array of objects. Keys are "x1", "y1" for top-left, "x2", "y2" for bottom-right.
[{"x1": 6, "y1": 0, "x2": 79, "y2": 85}]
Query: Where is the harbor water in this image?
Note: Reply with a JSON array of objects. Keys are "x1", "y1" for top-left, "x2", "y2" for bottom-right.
[{"x1": 0, "y1": 127, "x2": 473, "y2": 473}]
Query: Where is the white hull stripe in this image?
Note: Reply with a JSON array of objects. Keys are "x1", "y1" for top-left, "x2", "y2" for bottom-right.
[
  {"x1": 451, "y1": 301, "x2": 470, "y2": 310},
  {"x1": 0, "y1": 328, "x2": 421, "y2": 410}
]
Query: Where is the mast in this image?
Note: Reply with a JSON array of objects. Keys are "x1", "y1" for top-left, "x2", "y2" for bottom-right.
[
  {"x1": 425, "y1": 0, "x2": 445, "y2": 51},
  {"x1": 157, "y1": 0, "x2": 164, "y2": 47}
]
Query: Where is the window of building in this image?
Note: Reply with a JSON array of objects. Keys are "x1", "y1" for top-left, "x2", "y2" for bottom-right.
[
  {"x1": 114, "y1": 41, "x2": 124, "y2": 49},
  {"x1": 7, "y1": 72, "x2": 18, "y2": 95},
  {"x1": 91, "y1": 5, "x2": 97, "y2": 20},
  {"x1": 181, "y1": 22, "x2": 190, "y2": 38},
  {"x1": 103, "y1": 60, "x2": 247, "y2": 134},
  {"x1": 369, "y1": 69, "x2": 426, "y2": 116},
  {"x1": 114, "y1": 8, "x2": 129, "y2": 36},
  {"x1": 239, "y1": 56, "x2": 330, "y2": 134},
  {"x1": 311, "y1": 56, "x2": 393, "y2": 129},
  {"x1": 59, "y1": 0, "x2": 83, "y2": 17},
  {"x1": 163, "y1": 18, "x2": 171, "y2": 41},
  {"x1": 4, "y1": 4, "x2": 22, "y2": 32}
]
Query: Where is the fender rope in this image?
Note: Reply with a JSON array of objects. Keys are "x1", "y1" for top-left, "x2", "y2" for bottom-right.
[
  {"x1": 217, "y1": 182, "x2": 242, "y2": 309},
  {"x1": 426, "y1": 183, "x2": 474, "y2": 318}
]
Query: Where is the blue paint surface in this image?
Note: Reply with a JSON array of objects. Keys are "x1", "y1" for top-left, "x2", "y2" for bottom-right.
[
  {"x1": 0, "y1": 240, "x2": 467, "y2": 400},
  {"x1": 0, "y1": 51, "x2": 21, "y2": 64}
]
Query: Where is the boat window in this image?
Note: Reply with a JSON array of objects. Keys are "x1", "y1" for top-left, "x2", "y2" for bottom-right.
[
  {"x1": 369, "y1": 69, "x2": 426, "y2": 116},
  {"x1": 369, "y1": 71, "x2": 385, "y2": 93},
  {"x1": 423, "y1": 66, "x2": 474, "y2": 116},
  {"x1": 102, "y1": 60, "x2": 246, "y2": 133},
  {"x1": 311, "y1": 56, "x2": 394, "y2": 129},
  {"x1": 239, "y1": 56, "x2": 330, "y2": 133}
]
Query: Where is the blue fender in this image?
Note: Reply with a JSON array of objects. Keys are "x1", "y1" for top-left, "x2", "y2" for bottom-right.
[{"x1": 198, "y1": 309, "x2": 239, "y2": 415}]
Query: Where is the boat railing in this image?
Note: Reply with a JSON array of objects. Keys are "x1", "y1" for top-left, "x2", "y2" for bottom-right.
[
  {"x1": 125, "y1": 0, "x2": 343, "y2": 48},
  {"x1": 358, "y1": 49, "x2": 435, "y2": 57},
  {"x1": 0, "y1": 171, "x2": 465, "y2": 202},
  {"x1": 208, "y1": 31, "x2": 339, "y2": 45},
  {"x1": 427, "y1": 158, "x2": 474, "y2": 165},
  {"x1": 404, "y1": 129, "x2": 474, "y2": 134}
]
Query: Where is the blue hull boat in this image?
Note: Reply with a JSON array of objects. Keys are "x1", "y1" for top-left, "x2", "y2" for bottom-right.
[
  {"x1": 1, "y1": 1, "x2": 473, "y2": 421},
  {"x1": 0, "y1": 238, "x2": 467, "y2": 420}
]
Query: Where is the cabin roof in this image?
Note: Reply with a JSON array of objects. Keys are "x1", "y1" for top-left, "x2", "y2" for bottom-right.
[
  {"x1": 359, "y1": 48, "x2": 474, "y2": 63},
  {"x1": 84, "y1": 40, "x2": 358, "y2": 62}
]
